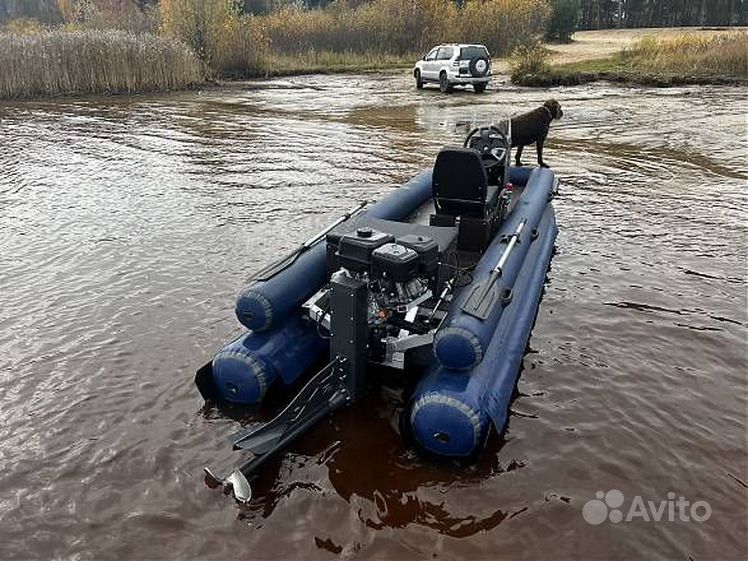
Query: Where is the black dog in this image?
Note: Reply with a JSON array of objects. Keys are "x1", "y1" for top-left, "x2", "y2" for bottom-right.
[{"x1": 505, "y1": 100, "x2": 563, "y2": 168}]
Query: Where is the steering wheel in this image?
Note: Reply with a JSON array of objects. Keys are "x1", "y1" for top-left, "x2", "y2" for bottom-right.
[{"x1": 463, "y1": 125, "x2": 509, "y2": 170}]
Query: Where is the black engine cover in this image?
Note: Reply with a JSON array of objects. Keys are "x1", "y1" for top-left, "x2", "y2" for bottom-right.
[
  {"x1": 336, "y1": 227, "x2": 394, "y2": 272},
  {"x1": 370, "y1": 243, "x2": 419, "y2": 282},
  {"x1": 396, "y1": 234, "x2": 439, "y2": 276}
]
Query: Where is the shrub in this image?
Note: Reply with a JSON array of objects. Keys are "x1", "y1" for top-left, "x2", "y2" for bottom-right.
[
  {"x1": 459, "y1": 0, "x2": 551, "y2": 56},
  {"x1": 545, "y1": 0, "x2": 579, "y2": 42},
  {"x1": 262, "y1": 0, "x2": 457, "y2": 57},
  {"x1": 509, "y1": 42, "x2": 551, "y2": 80},
  {"x1": 210, "y1": 15, "x2": 268, "y2": 77},
  {"x1": 0, "y1": 29, "x2": 204, "y2": 98},
  {"x1": 1, "y1": 18, "x2": 48, "y2": 34},
  {"x1": 0, "y1": 0, "x2": 62, "y2": 23},
  {"x1": 260, "y1": 0, "x2": 549, "y2": 59},
  {"x1": 50, "y1": 0, "x2": 160, "y2": 33},
  {"x1": 160, "y1": 0, "x2": 232, "y2": 60},
  {"x1": 160, "y1": 0, "x2": 267, "y2": 75}
]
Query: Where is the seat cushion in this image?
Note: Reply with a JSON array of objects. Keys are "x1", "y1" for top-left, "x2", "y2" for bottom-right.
[{"x1": 432, "y1": 147, "x2": 488, "y2": 203}]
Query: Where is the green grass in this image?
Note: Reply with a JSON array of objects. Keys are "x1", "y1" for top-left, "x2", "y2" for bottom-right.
[{"x1": 261, "y1": 51, "x2": 416, "y2": 77}]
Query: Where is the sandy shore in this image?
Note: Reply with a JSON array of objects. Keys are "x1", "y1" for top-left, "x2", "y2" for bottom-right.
[
  {"x1": 493, "y1": 26, "x2": 746, "y2": 72},
  {"x1": 549, "y1": 27, "x2": 745, "y2": 64}
]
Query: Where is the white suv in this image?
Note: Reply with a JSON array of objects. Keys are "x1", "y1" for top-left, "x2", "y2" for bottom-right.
[{"x1": 414, "y1": 44, "x2": 492, "y2": 93}]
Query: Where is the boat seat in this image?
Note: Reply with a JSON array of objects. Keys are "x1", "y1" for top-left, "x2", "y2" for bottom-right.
[{"x1": 432, "y1": 147, "x2": 500, "y2": 219}]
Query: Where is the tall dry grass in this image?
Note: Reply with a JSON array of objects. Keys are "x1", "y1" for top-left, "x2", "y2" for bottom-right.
[
  {"x1": 622, "y1": 31, "x2": 748, "y2": 76},
  {"x1": 458, "y1": 0, "x2": 551, "y2": 55},
  {"x1": 54, "y1": 0, "x2": 159, "y2": 33},
  {"x1": 260, "y1": 0, "x2": 550, "y2": 59},
  {"x1": 151, "y1": 0, "x2": 552, "y2": 80},
  {"x1": 160, "y1": 0, "x2": 267, "y2": 77},
  {"x1": 261, "y1": 0, "x2": 454, "y2": 56},
  {"x1": 509, "y1": 42, "x2": 551, "y2": 80},
  {"x1": 0, "y1": 30, "x2": 204, "y2": 98},
  {"x1": 0, "y1": 0, "x2": 554, "y2": 96},
  {"x1": 1, "y1": 18, "x2": 49, "y2": 34},
  {"x1": 208, "y1": 15, "x2": 268, "y2": 77}
]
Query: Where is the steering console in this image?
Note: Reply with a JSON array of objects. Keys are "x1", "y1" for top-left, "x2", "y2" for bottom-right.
[{"x1": 463, "y1": 125, "x2": 510, "y2": 170}]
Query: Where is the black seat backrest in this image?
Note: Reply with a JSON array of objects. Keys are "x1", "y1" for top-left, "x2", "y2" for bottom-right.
[{"x1": 432, "y1": 147, "x2": 489, "y2": 218}]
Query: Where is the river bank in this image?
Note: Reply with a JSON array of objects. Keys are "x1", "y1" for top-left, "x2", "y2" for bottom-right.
[
  {"x1": 0, "y1": 0, "x2": 550, "y2": 99},
  {"x1": 512, "y1": 28, "x2": 748, "y2": 87},
  {"x1": 3, "y1": 26, "x2": 745, "y2": 100},
  {"x1": 258, "y1": 52, "x2": 415, "y2": 78},
  {"x1": 514, "y1": 61, "x2": 747, "y2": 87}
]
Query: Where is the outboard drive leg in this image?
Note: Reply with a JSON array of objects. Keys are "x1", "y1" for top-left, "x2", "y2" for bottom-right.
[
  {"x1": 204, "y1": 273, "x2": 370, "y2": 503},
  {"x1": 329, "y1": 272, "x2": 368, "y2": 400}
]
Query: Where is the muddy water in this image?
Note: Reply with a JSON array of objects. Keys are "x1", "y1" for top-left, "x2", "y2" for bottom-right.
[{"x1": 0, "y1": 73, "x2": 746, "y2": 560}]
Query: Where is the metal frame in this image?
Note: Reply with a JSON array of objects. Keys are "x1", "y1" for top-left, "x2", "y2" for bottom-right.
[{"x1": 203, "y1": 272, "x2": 371, "y2": 503}]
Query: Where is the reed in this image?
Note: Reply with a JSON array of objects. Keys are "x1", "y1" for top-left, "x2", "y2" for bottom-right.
[
  {"x1": 260, "y1": 0, "x2": 549, "y2": 58},
  {"x1": 1, "y1": 0, "x2": 553, "y2": 96},
  {"x1": 458, "y1": 0, "x2": 551, "y2": 55},
  {"x1": 159, "y1": 0, "x2": 267, "y2": 77},
  {"x1": 259, "y1": 1, "x2": 448, "y2": 57},
  {"x1": 57, "y1": 0, "x2": 159, "y2": 33},
  {"x1": 0, "y1": 29, "x2": 204, "y2": 99}
]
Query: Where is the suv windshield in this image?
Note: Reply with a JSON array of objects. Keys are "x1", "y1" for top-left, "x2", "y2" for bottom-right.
[{"x1": 460, "y1": 46, "x2": 489, "y2": 60}]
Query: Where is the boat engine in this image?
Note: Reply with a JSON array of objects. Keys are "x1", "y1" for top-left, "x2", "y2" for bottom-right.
[{"x1": 305, "y1": 226, "x2": 448, "y2": 368}]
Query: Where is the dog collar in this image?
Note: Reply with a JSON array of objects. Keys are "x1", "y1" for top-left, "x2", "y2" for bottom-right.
[{"x1": 542, "y1": 106, "x2": 553, "y2": 120}]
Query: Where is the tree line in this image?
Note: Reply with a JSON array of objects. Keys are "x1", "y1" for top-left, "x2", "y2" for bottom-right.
[
  {"x1": 243, "y1": 0, "x2": 748, "y2": 27},
  {"x1": 577, "y1": 0, "x2": 747, "y2": 29},
  {"x1": 2, "y1": 0, "x2": 746, "y2": 28},
  {"x1": 242, "y1": 0, "x2": 747, "y2": 28}
]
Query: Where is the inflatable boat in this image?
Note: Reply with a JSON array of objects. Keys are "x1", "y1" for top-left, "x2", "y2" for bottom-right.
[{"x1": 196, "y1": 125, "x2": 559, "y2": 502}]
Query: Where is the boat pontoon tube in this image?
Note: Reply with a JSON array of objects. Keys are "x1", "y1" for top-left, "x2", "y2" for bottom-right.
[
  {"x1": 235, "y1": 171, "x2": 435, "y2": 331},
  {"x1": 212, "y1": 315, "x2": 327, "y2": 404},
  {"x1": 432, "y1": 167, "x2": 555, "y2": 370},
  {"x1": 410, "y1": 205, "x2": 558, "y2": 456}
]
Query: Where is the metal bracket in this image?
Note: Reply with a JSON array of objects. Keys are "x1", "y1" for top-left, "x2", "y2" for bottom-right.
[
  {"x1": 302, "y1": 287, "x2": 331, "y2": 330},
  {"x1": 203, "y1": 272, "x2": 371, "y2": 504},
  {"x1": 195, "y1": 361, "x2": 219, "y2": 401},
  {"x1": 203, "y1": 358, "x2": 349, "y2": 503}
]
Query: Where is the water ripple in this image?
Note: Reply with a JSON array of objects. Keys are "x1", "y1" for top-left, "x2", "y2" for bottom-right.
[{"x1": 0, "y1": 75, "x2": 745, "y2": 560}]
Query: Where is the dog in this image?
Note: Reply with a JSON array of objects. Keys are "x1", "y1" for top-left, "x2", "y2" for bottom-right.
[{"x1": 505, "y1": 99, "x2": 563, "y2": 168}]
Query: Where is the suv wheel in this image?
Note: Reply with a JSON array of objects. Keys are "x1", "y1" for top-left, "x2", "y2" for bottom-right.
[
  {"x1": 439, "y1": 72, "x2": 452, "y2": 93},
  {"x1": 415, "y1": 69, "x2": 423, "y2": 90},
  {"x1": 473, "y1": 83, "x2": 487, "y2": 93}
]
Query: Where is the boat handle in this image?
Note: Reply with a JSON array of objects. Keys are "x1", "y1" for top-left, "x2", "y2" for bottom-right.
[
  {"x1": 303, "y1": 200, "x2": 369, "y2": 248},
  {"x1": 494, "y1": 218, "x2": 527, "y2": 277}
]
